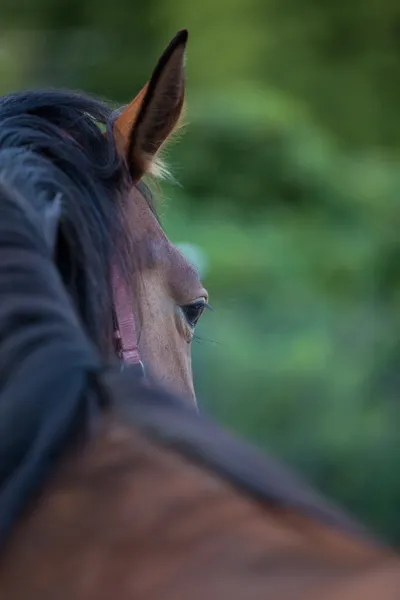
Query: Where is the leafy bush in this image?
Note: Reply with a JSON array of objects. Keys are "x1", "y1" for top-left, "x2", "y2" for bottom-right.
[{"x1": 163, "y1": 89, "x2": 400, "y2": 544}]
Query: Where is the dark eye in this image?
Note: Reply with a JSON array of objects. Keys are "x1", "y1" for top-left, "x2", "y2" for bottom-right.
[{"x1": 181, "y1": 299, "x2": 208, "y2": 329}]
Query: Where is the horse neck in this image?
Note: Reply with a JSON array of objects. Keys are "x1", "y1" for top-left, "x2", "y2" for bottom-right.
[{"x1": 0, "y1": 410, "x2": 397, "y2": 600}]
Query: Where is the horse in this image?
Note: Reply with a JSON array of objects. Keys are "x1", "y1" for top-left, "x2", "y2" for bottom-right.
[
  {"x1": 0, "y1": 204, "x2": 399, "y2": 598},
  {"x1": 0, "y1": 28, "x2": 400, "y2": 600},
  {"x1": 0, "y1": 28, "x2": 208, "y2": 405}
]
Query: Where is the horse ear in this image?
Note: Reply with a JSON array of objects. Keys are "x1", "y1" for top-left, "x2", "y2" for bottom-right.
[{"x1": 113, "y1": 29, "x2": 188, "y2": 182}]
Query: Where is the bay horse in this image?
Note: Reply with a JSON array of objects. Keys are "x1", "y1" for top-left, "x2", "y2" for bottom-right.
[
  {"x1": 0, "y1": 29, "x2": 400, "y2": 600},
  {"x1": 0, "y1": 29, "x2": 208, "y2": 405}
]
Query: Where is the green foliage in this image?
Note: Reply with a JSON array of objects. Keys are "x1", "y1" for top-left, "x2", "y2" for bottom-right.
[{"x1": 163, "y1": 90, "x2": 400, "y2": 543}]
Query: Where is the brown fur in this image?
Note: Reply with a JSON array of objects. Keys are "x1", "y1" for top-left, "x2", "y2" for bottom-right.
[
  {"x1": 126, "y1": 185, "x2": 207, "y2": 403},
  {"x1": 0, "y1": 409, "x2": 399, "y2": 600},
  {"x1": 113, "y1": 30, "x2": 205, "y2": 405}
]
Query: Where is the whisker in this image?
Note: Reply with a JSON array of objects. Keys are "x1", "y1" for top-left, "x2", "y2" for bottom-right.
[{"x1": 193, "y1": 333, "x2": 221, "y2": 345}]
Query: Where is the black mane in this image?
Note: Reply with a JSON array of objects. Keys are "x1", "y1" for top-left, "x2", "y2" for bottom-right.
[
  {"x1": 0, "y1": 89, "x2": 168, "y2": 544},
  {"x1": 0, "y1": 89, "x2": 134, "y2": 355},
  {"x1": 108, "y1": 371, "x2": 379, "y2": 545}
]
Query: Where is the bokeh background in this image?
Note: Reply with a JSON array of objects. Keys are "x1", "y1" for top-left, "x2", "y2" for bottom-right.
[{"x1": 2, "y1": 0, "x2": 400, "y2": 544}]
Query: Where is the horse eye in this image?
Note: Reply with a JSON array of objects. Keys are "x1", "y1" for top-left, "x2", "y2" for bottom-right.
[{"x1": 181, "y1": 300, "x2": 207, "y2": 329}]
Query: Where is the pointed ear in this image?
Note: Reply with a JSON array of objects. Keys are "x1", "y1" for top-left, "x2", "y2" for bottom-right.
[{"x1": 113, "y1": 29, "x2": 188, "y2": 182}]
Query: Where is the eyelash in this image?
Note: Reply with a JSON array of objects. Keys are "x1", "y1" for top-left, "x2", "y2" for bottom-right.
[{"x1": 181, "y1": 300, "x2": 212, "y2": 329}]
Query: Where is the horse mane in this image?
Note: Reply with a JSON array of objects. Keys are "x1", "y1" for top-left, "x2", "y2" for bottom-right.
[
  {"x1": 0, "y1": 89, "x2": 141, "y2": 355},
  {"x1": 108, "y1": 370, "x2": 378, "y2": 544},
  {"x1": 0, "y1": 88, "x2": 162, "y2": 545},
  {"x1": 0, "y1": 162, "x2": 105, "y2": 545}
]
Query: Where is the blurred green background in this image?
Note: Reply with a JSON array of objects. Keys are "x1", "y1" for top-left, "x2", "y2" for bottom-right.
[{"x1": 2, "y1": 0, "x2": 400, "y2": 544}]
